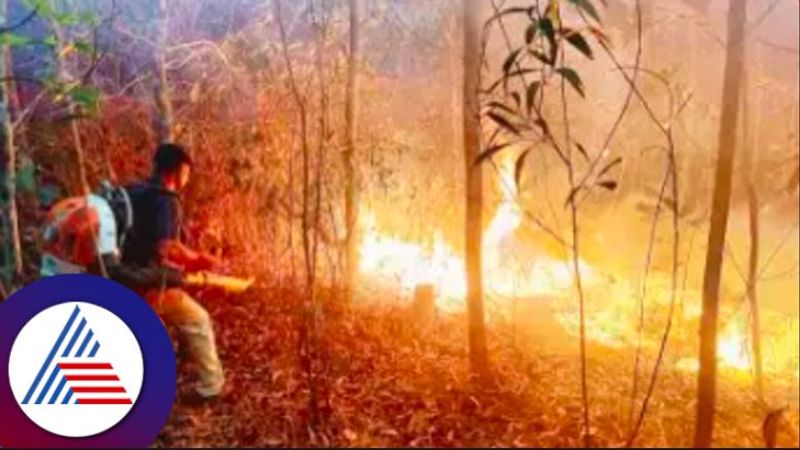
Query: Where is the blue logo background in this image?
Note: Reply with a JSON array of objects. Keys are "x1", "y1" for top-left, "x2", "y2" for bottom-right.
[{"x1": 0, "y1": 274, "x2": 176, "y2": 448}]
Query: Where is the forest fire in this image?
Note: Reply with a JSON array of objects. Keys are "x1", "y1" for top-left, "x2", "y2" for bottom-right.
[
  {"x1": 359, "y1": 152, "x2": 797, "y2": 382},
  {"x1": 359, "y1": 218, "x2": 466, "y2": 303},
  {"x1": 359, "y1": 155, "x2": 597, "y2": 311},
  {"x1": 0, "y1": 0, "x2": 797, "y2": 447},
  {"x1": 677, "y1": 322, "x2": 752, "y2": 374}
]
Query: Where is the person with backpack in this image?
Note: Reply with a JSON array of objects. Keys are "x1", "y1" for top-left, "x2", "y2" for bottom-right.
[
  {"x1": 121, "y1": 143, "x2": 225, "y2": 402},
  {"x1": 40, "y1": 180, "x2": 185, "y2": 290},
  {"x1": 41, "y1": 144, "x2": 226, "y2": 403}
]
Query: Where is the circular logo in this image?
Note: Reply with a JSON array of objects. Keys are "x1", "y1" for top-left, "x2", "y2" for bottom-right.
[
  {"x1": 0, "y1": 275, "x2": 176, "y2": 448},
  {"x1": 9, "y1": 302, "x2": 144, "y2": 438}
]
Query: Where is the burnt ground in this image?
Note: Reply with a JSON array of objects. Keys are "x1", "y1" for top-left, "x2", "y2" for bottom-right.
[{"x1": 155, "y1": 286, "x2": 800, "y2": 448}]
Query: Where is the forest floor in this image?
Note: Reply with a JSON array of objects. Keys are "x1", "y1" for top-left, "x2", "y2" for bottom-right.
[{"x1": 155, "y1": 285, "x2": 800, "y2": 448}]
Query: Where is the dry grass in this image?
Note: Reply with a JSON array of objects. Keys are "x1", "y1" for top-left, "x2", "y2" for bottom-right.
[{"x1": 156, "y1": 285, "x2": 799, "y2": 448}]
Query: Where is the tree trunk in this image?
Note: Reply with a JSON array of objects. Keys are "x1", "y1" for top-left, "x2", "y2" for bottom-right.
[
  {"x1": 52, "y1": 22, "x2": 89, "y2": 194},
  {"x1": 155, "y1": 0, "x2": 174, "y2": 144},
  {"x1": 2, "y1": 1, "x2": 25, "y2": 151},
  {"x1": 694, "y1": 1, "x2": 747, "y2": 447},
  {"x1": 344, "y1": 0, "x2": 360, "y2": 305},
  {"x1": 463, "y1": 0, "x2": 487, "y2": 377},
  {"x1": 741, "y1": 43, "x2": 763, "y2": 402},
  {"x1": 275, "y1": 0, "x2": 318, "y2": 427},
  {"x1": 1, "y1": 0, "x2": 23, "y2": 278}
]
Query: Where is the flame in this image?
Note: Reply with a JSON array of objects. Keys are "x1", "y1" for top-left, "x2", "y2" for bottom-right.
[
  {"x1": 356, "y1": 156, "x2": 799, "y2": 383},
  {"x1": 359, "y1": 216, "x2": 466, "y2": 306},
  {"x1": 484, "y1": 157, "x2": 522, "y2": 247},
  {"x1": 358, "y1": 153, "x2": 595, "y2": 311},
  {"x1": 718, "y1": 321, "x2": 751, "y2": 371},
  {"x1": 677, "y1": 319, "x2": 752, "y2": 373}
]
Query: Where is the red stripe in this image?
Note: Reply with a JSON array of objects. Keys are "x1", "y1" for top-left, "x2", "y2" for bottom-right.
[
  {"x1": 65, "y1": 375, "x2": 119, "y2": 381},
  {"x1": 58, "y1": 363, "x2": 113, "y2": 370},
  {"x1": 72, "y1": 386, "x2": 127, "y2": 393},
  {"x1": 77, "y1": 398, "x2": 132, "y2": 405}
]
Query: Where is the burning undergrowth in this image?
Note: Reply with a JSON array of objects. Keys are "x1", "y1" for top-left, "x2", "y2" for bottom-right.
[
  {"x1": 353, "y1": 154, "x2": 800, "y2": 392},
  {"x1": 158, "y1": 283, "x2": 800, "y2": 448}
]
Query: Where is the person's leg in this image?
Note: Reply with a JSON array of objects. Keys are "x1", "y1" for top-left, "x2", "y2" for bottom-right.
[{"x1": 145, "y1": 288, "x2": 224, "y2": 397}]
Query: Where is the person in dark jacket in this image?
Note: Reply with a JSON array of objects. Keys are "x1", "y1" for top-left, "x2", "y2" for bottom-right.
[
  {"x1": 40, "y1": 182, "x2": 184, "y2": 289},
  {"x1": 122, "y1": 144, "x2": 224, "y2": 400},
  {"x1": 41, "y1": 144, "x2": 225, "y2": 401}
]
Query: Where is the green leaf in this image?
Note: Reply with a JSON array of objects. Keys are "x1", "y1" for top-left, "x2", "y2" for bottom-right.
[
  {"x1": 70, "y1": 86, "x2": 102, "y2": 112},
  {"x1": 0, "y1": 33, "x2": 33, "y2": 47},
  {"x1": 56, "y1": 13, "x2": 80, "y2": 26},
  {"x1": 540, "y1": 17, "x2": 556, "y2": 48},
  {"x1": 597, "y1": 180, "x2": 618, "y2": 191},
  {"x1": 539, "y1": 17, "x2": 558, "y2": 64},
  {"x1": 487, "y1": 111, "x2": 521, "y2": 136},
  {"x1": 487, "y1": 101, "x2": 516, "y2": 116},
  {"x1": 545, "y1": 1, "x2": 561, "y2": 28},
  {"x1": 525, "y1": 20, "x2": 539, "y2": 44},
  {"x1": 565, "y1": 30, "x2": 594, "y2": 59},
  {"x1": 42, "y1": 35, "x2": 58, "y2": 47},
  {"x1": 474, "y1": 143, "x2": 511, "y2": 166},
  {"x1": 515, "y1": 148, "x2": 533, "y2": 188},
  {"x1": 556, "y1": 67, "x2": 585, "y2": 98},
  {"x1": 534, "y1": 118, "x2": 551, "y2": 137},
  {"x1": 526, "y1": 81, "x2": 541, "y2": 115},
  {"x1": 576, "y1": 142, "x2": 590, "y2": 161},
  {"x1": 530, "y1": 50, "x2": 553, "y2": 66},
  {"x1": 503, "y1": 48, "x2": 522, "y2": 75},
  {"x1": 588, "y1": 26, "x2": 610, "y2": 46},
  {"x1": 510, "y1": 91, "x2": 521, "y2": 110},
  {"x1": 568, "y1": 0, "x2": 602, "y2": 23},
  {"x1": 74, "y1": 40, "x2": 93, "y2": 54}
]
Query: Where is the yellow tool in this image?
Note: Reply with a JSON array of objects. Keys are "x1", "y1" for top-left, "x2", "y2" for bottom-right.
[{"x1": 185, "y1": 271, "x2": 255, "y2": 294}]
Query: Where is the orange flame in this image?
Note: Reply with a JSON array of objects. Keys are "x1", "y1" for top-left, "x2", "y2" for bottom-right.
[{"x1": 358, "y1": 153, "x2": 595, "y2": 311}]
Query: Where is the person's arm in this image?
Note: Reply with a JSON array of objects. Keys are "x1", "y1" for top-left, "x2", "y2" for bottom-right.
[
  {"x1": 98, "y1": 253, "x2": 184, "y2": 290},
  {"x1": 159, "y1": 239, "x2": 220, "y2": 272},
  {"x1": 154, "y1": 195, "x2": 221, "y2": 271}
]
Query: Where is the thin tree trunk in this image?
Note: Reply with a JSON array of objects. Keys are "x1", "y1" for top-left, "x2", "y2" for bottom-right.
[
  {"x1": 463, "y1": 0, "x2": 488, "y2": 378},
  {"x1": 275, "y1": 0, "x2": 318, "y2": 428},
  {"x1": 344, "y1": 0, "x2": 360, "y2": 305},
  {"x1": 2, "y1": 0, "x2": 23, "y2": 277},
  {"x1": 694, "y1": 1, "x2": 747, "y2": 447},
  {"x1": 741, "y1": 44, "x2": 763, "y2": 402},
  {"x1": 2, "y1": 0, "x2": 25, "y2": 151},
  {"x1": 52, "y1": 21, "x2": 89, "y2": 194},
  {"x1": 155, "y1": 0, "x2": 174, "y2": 144}
]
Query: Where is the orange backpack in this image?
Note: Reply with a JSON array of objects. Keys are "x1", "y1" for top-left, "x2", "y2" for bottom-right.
[{"x1": 40, "y1": 185, "x2": 132, "y2": 276}]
